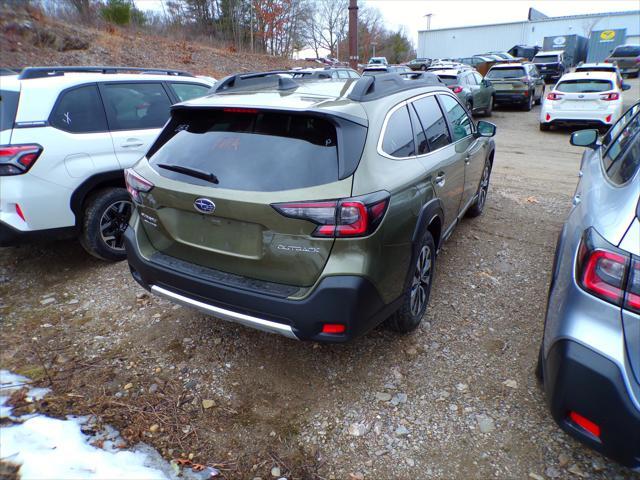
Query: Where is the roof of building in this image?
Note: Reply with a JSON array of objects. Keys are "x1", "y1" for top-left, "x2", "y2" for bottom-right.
[{"x1": 418, "y1": 9, "x2": 640, "y2": 34}]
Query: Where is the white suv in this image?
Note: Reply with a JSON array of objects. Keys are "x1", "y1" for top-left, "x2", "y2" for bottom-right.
[{"x1": 0, "y1": 66, "x2": 213, "y2": 261}]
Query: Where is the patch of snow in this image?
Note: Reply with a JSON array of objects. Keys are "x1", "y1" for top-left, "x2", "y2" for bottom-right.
[{"x1": 0, "y1": 370, "x2": 186, "y2": 480}]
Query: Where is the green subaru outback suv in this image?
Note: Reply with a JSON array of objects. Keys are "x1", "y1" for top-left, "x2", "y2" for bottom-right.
[{"x1": 124, "y1": 71, "x2": 497, "y2": 342}]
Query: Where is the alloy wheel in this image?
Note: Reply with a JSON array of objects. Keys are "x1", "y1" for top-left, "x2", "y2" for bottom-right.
[
  {"x1": 410, "y1": 245, "x2": 432, "y2": 317},
  {"x1": 477, "y1": 162, "x2": 490, "y2": 210},
  {"x1": 99, "y1": 200, "x2": 132, "y2": 251}
]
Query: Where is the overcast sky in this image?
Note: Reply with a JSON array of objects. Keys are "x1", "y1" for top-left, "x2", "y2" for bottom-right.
[{"x1": 134, "y1": 0, "x2": 640, "y2": 48}]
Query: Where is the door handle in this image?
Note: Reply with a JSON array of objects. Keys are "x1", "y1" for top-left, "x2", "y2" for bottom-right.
[
  {"x1": 578, "y1": 170, "x2": 583, "y2": 178},
  {"x1": 464, "y1": 155, "x2": 471, "y2": 164},
  {"x1": 121, "y1": 138, "x2": 143, "y2": 148},
  {"x1": 572, "y1": 195, "x2": 581, "y2": 206},
  {"x1": 434, "y1": 173, "x2": 446, "y2": 187}
]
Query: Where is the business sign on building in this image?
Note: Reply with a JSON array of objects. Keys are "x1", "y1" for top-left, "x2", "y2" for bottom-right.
[{"x1": 587, "y1": 28, "x2": 627, "y2": 62}]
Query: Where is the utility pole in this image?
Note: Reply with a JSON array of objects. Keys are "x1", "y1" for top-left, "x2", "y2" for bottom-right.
[
  {"x1": 371, "y1": 41, "x2": 377, "y2": 58},
  {"x1": 348, "y1": 0, "x2": 358, "y2": 70},
  {"x1": 250, "y1": 0, "x2": 254, "y2": 53}
]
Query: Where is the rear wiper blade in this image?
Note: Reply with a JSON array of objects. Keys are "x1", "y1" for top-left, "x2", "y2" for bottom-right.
[{"x1": 157, "y1": 163, "x2": 219, "y2": 184}]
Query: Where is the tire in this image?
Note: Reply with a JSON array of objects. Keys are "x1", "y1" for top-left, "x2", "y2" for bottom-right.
[
  {"x1": 483, "y1": 96, "x2": 493, "y2": 117},
  {"x1": 420, "y1": 64, "x2": 427, "y2": 71},
  {"x1": 465, "y1": 100, "x2": 473, "y2": 115},
  {"x1": 466, "y1": 158, "x2": 491, "y2": 218},
  {"x1": 522, "y1": 92, "x2": 533, "y2": 111},
  {"x1": 539, "y1": 123, "x2": 550, "y2": 131},
  {"x1": 79, "y1": 187, "x2": 133, "y2": 262},
  {"x1": 387, "y1": 231, "x2": 436, "y2": 334}
]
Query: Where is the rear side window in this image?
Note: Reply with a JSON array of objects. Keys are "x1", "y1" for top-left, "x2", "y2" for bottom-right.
[
  {"x1": 149, "y1": 110, "x2": 340, "y2": 192},
  {"x1": 556, "y1": 80, "x2": 613, "y2": 93},
  {"x1": 439, "y1": 95, "x2": 472, "y2": 141},
  {"x1": 611, "y1": 46, "x2": 640, "y2": 57},
  {"x1": 50, "y1": 85, "x2": 107, "y2": 133},
  {"x1": 382, "y1": 106, "x2": 415, "y2": 158},
  {"x1": 603, "y1": 103, "x2": 640, "y2": 147},
  {"x1": 170, "y1": 83, "x2": 210, "y2": 102},
  {"x1": 412, "y1": 96, "x2": 451, "y2": 151},
  {"x1": 486, "y1": 67, "x2": 526, "y2": 79},
  {"x1": 0, "y1": 90, "x2": 19, "y2": 132},
  {"x1": 101, "y1": 83, "x2": 172, "y2": 130},
  {"x1": 604, "y1": 113, "x2": 640, "y2": 184}
]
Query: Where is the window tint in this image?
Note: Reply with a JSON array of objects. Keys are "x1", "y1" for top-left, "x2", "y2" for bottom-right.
[
  {"x1": 101, "y1": 83, "x2": 171, "y2": 130},
  {"x1": 348, "y1": 70, "x2": 360, "y2": 79},
  {"x1": 438, "y1": 75, "x2": 457, "y2": 86},
  {"x1": 408, "y1": 105, "x2": 428, "y2": 155},
  {"x1": 533, "y1": 55, "x2": 559, "y2": 63},
  {"x1": 556, "y1": 79, "x2": 612, "y2": 93},
  {"x1": 0, "y1": 90, "x2": 19, "y2": 132},
  {"x1": 486, "y1": 67, "x2": 526, "y2": 79},
  {"x1": 473, "y1": 72, "x2": 483, "y2": 84},
  {"x1": 50, "y1": 85, "x2": 107, "y2": 133},
  {"x1": 604, "y1": 112, "x2": 640, "y2": 184},
  {"x1": 466, "y1": 73, "x2": 477, "y2": 85},
  {"x1": 171, "y1": 83, "x2": 210, "y2": 102},
  {"x1": 412, "y1": 96, "x2": 451, "y2": 151},
  {"x1": 603, "y1": 103, "x2": 640, "y2": 147},
  {"x1": 382, "y1": 106, "x2": 415, "y2": 158},
  {"x1": 337, "y1": 70, "x2": 349, "y2": 79},
  {"x1": 439, "y1": 95, "x2": 472, "y2": 141},
  {"x1": 149, "y1": 110, "x2": 340, "y2": 192}
]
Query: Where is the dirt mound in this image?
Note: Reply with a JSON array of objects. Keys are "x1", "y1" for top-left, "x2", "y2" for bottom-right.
[{"x1": 0, "y1": 6, "x2": 315, "y2": 78}]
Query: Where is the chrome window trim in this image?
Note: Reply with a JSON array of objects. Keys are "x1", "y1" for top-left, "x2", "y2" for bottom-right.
[{"x1": 377, "y1": 91, "x2": 477, "y2": 161}]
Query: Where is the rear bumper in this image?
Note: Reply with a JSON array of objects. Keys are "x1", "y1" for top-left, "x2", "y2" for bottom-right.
[
  {"x1": 494, "y1": 92, "x2": 529, "y2": 104},
  {"x1": 540, "y1": 107, "x2": 621, "y2": 127},
  {"x1": 544, "y1": 340, "x2": 640, "y2": 468},
  {"x1": 124, "y1": 227, "x2": 399, "y2": 342},
  {"x1": 0, "y1": 220, "x2": 76, "y2": 247}
]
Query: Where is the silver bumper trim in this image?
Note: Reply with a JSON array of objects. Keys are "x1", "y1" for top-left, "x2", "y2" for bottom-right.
[{"x1": 150, "y1": 285, "x2": 299, "y2": 340}]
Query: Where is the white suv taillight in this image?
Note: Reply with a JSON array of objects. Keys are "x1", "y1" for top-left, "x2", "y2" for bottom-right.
[
  {"x1": 124, "y1": 168, "x2": 154, "y2": 202},
  {"x1": 0, "y1": 144, "x2": 43, "y2": 176},
  {"x1": 272, "y1": 192, "x2": 390, "y2": 238},
  {"x1": 546, "y1": 92, "x2": 563, "y2": 101},
  {"x1": 600, "y1": 92, "x2": 620, "y2": 101}
]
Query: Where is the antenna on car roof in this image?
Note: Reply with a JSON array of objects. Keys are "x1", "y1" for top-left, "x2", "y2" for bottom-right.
[
  {"x1": 348, "y1": 72, "x2": 444, "y2": 102},
  {"x1": 18, "y1": 66, "x2": 195, "y2": 80},
  {"x1": 212, "y1": 71, "x2": 299, "y2": 93}
]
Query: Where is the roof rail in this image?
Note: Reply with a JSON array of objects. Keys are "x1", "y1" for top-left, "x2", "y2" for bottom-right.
[
  {"x1": 18, "y1": 66, "x2": 194, "y2": 80},
  {"x1": 348, "y1": 72, "x2": 444, "y2": 102},
  {"x1": 212, "y1": 71, "x2": 299, "y2": 93}
]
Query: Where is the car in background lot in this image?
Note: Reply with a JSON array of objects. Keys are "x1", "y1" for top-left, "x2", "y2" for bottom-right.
[
  {"x1": 123, "y1": 70, "x2": 497, "y2": 342},
  {"x1": 0, "y1": 66, "x2": 213, "y2": 261},
  {"x1": 533, "y1": 50, "x2": 565, "y2": 82},
  {"x1": 429, "y1": 68, "x2": 495, "y2": 116},
  {"x1": 575, "y1": 62, "x2": 624, "y2": 88},
  {"x1": 606, "y1": 44, "x2": 640, "y2": 78},
  {"x1": 290, "y1": 67, "x2": 360, "y2": 80},
  {"x1": 408, "y1": 58, "x2": 432, "y2": 71},
  {"x1": 363, "y1": 65, "x2": 412, "y2": 76},
  {"x1": 367, "y1": 56, "x2": 388, "y2": 66},
  {"x1": 508, "y1": 45, "x2": 541, "y2": 61},
  {"x1": 539, "y1": 71, "x2": 630, "y2": 131},
  {"x1": 457, "y1": 56, "x2": 495, "y2": 75},
  {"x1": 484, "y1": 51, "x2": 517, "y2": 61},
  {"x1": 538, "y1": 101, "x2": 640, "y2": 469},
  {"x1": 485, "y1": 62, "x2": 545, "y2": 111}
]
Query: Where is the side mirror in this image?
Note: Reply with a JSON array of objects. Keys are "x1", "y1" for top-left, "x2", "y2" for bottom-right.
[
  {"x1": 482, "y1": 79, "x2": 492, "y2": 87},
  {"x1": 476, "y1": 120, "x2": 496, "y2": 137},
  {"x1": 622, "y1": 83, "x2": 631, "y2": 91},
  {"x1": 570, "y1": 129, "x2": 599, "y2": 149}
]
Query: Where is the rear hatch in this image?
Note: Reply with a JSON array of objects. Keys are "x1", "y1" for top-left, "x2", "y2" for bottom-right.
[
  {"x1": 135, "y1": 106, "x2": 366, "y2": 287},
  {"x1": 485, "y1": 66, "x2": 528, "y2": 91},
  {"x1": 551, "y1": 78, "x2": 615, "y2": 111}
]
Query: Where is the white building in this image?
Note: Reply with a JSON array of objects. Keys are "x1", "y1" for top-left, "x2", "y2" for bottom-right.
[{"x1": 417, "y1": 9, "x2": 640, "y2": 59}]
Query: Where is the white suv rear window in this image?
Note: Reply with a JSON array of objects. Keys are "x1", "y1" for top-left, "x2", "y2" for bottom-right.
[{"x1": 556, "y1": 80, "x2": 613, "y2": 93}]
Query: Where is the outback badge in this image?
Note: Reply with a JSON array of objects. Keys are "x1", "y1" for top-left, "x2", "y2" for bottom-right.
[{"x1": 194, "y1": 198, "x2": 216, "y2": 214}]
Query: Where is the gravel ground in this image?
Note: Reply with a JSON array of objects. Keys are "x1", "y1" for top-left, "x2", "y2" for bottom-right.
[{"x1": 1, "y1": 80, "x2": 639, "y2": 480}]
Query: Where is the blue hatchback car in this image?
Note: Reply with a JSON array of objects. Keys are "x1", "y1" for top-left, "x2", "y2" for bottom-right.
[{"x1": 538, "y1": 101, "x2": 640, "y2": 468}]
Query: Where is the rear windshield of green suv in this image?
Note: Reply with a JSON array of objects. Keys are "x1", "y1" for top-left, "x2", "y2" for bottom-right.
[
  {"x1": 148, "y1": 109, "x2": 340, "y2": 192},
  {"x1": 486, "y1": 68, "x2": 526, "y2": 79}
]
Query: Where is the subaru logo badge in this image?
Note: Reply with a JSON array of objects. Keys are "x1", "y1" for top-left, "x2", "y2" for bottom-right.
[
  {"x1": 578, "y1": 94, "x2": 584, "y2": 99},
  {"x1": 194, "y1": 198, "x2": 216, "y2": 214}
]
